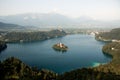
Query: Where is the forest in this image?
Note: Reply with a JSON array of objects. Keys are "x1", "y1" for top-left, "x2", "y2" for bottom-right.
[
  {"x1": 0, "y1": 29, "x2": 66, "y2": 42},
  {"x1": 96, "y1": 28, "x2": 120, "y2": 41},
  {"x1": 1, "y1": 57, "x2": 120, "y2": 80}
]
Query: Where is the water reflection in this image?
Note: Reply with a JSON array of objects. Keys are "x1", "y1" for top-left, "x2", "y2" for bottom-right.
[
  {"x1": 53, "y1": 48, "x2": 67, "y2": 53},
  {"x1": 0, "y1": 46, "x2": 7, "y2": 53},
  {"x1": 103, "y1": 52, "x2": 113, "y2": 59}
]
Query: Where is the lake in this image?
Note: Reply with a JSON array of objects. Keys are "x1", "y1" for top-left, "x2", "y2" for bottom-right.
[{"x1": 0, "y1": 34, "x2": 111, "y2": 73}]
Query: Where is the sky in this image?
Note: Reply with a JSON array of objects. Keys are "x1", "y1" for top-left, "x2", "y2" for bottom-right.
[{"x1": 0, "y1": 0, "x2": 120, "y2": 21}]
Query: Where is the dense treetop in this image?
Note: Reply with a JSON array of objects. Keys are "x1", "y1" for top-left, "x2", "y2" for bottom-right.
[
  {"x1": 0, "y1": 29, "x2": 66, "y2": 42},
  {"x1": 96, "y1": 28, "x2": 120, "y2": 41}
]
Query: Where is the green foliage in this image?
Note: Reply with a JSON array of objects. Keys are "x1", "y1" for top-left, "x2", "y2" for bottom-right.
[
  {"x1": 0, "y1": 57, "x2": 58, "y2": 80},
  {"x1": 1, "y1": 29, "x2": 66, "y2": 42},
  {"x1": 99, "y1": 42, "x2": 120, "y2": 75},
  {"x1": 96, "y1": 28, "x2": 120, "y2": 41},
  {"x1": 1, "y1": 57, "x2": 120, "y2": 80},
  {"x1": 57, "y1": 68, "x2": 120, "y2": 80},
  {"x1": 94, "y1": 28, "x2": 120, "y2": 77}
]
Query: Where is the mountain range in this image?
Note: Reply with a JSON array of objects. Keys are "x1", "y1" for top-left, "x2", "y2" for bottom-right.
[{"x1": 0, "y1": 13, "x2": 120, "y2": 28}]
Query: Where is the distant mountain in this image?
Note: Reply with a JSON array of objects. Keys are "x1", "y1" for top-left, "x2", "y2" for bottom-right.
[
  {"x1": 0, "y1": 13, "x2": 74, "y2": 27},
  {"x1": 0, "y1": 13, "x2": 120, "y2": 28},
  {"x1": 0, "y1": 22, "x2": 24, "y2": 29}
]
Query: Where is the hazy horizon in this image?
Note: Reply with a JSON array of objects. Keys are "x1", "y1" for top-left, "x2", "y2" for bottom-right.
[{"x1": 0, "y1": 0, "x2": 120, "y2": 21}]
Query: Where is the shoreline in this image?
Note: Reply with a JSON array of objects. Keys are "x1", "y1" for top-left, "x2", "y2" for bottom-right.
[
  {"x1": 93, "y1": 35, "x2": 120, "y2": 75},
  {"x1": 0, "y1": 34, "x2": 120, "y2": 79}
]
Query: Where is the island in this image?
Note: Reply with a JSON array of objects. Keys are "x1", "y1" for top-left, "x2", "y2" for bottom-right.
[{"x1": 53, "y1": 43, "x2": 68, "y2": 51}]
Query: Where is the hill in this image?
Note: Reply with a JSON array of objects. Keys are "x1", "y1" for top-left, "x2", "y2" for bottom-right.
[
  {"x1": 92, "y1": 42, "x2": 120, "y2": 76},
  {"x1": 95, "y1": 28, "x2": 120, "y2": 41},
  {"x1": 1, "y1": 57, "x2": 120, "y2": 80},
  {"x1": 0, "y1": 57, "x2": 57, "y2": 80},
  {"x1": 0, "y1": 29, "x2": 66, "y2": 42},
  {"x1": 57, "y1": 68, "x2": 120, "y2": 80},
  {"x1": 0, "y1": 22, "x2": 25, "y2": 30}
]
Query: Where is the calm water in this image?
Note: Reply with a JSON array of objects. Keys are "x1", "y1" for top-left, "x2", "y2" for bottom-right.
[{"x1": 0, "y1": 34, "x2": 111, "y2": 73}]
